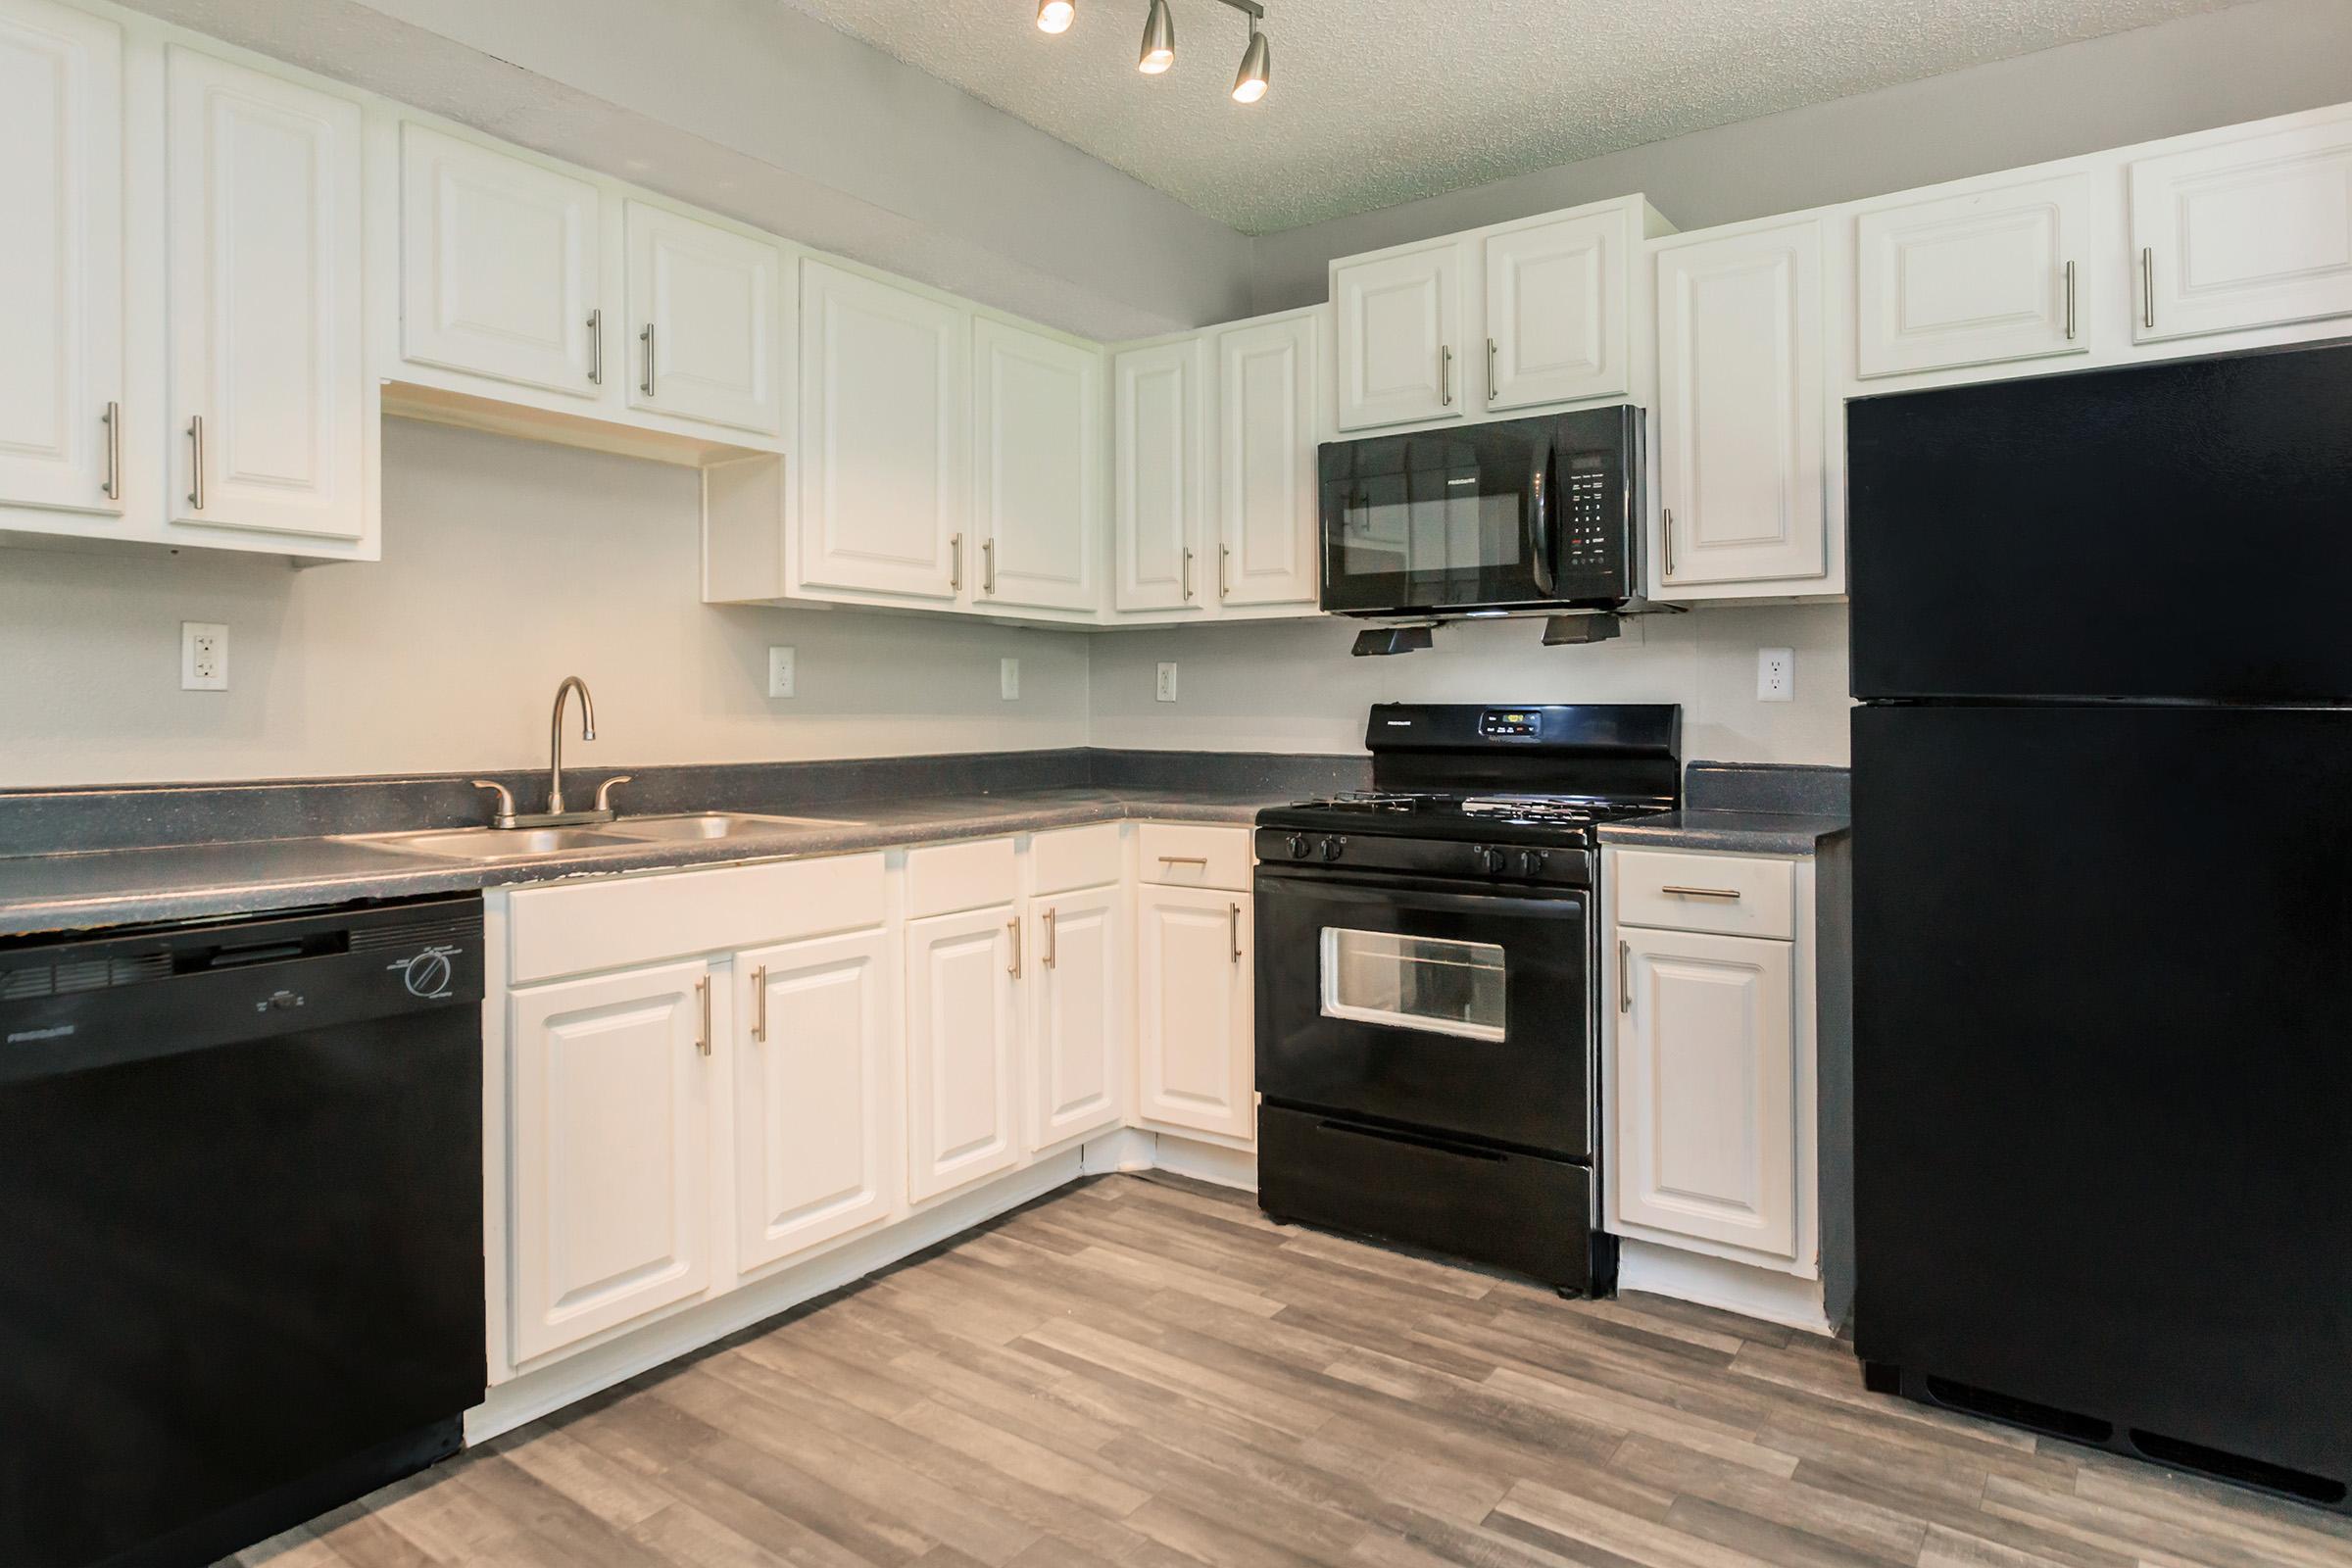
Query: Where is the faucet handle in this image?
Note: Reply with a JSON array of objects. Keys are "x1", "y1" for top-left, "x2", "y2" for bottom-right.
[
  {"x1": 593, "y1": 774, "x2": 634, "y2": 813},
  {"x1": 470, "y1": 779, "x2": 518, "y2": 826}
]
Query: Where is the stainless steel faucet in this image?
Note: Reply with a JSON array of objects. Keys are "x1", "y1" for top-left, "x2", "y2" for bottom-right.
[{"x1": 471, "y1": 676, "x2": 632, "y2": 828}]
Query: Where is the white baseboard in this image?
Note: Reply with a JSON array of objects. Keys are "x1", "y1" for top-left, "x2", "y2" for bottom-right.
[
  {"x1": 1143, "y1": 1131, "x2": 1258, "y2": 1191},
  {"x1": 1616, "y1": 1238, "x2": 1833, "y2": 1335}
]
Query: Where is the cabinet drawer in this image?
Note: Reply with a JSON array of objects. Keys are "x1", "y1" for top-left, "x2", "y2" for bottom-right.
[
  {"x1": 1613, "y1": 850, "x2": 1793, "y2": 940},
  {"x1": 510, "y1": 853, "x2": 886, "y2": 985},
  {"x1": 1138, "y1": 823, "x2": 1251, "y2": 892},
  {"x1": 1029, "y1": 823, "x2": 1122, "y2": 896},
  {"x1": 906, "y1": 837, "x2": 1019, "y2": 917}
]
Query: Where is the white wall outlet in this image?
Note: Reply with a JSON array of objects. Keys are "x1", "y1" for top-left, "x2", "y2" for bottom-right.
[
  {"x1": 1000, "y1": 657, "x2": 1019, "y2": 700},
  {"x1": 1757, "y1": 646, "x2": 1795, "y2": 703},
  {"x1": 767, "y1": 645, "x2": 796, "y2": 699},
  {"x1": 181, "y1": 622, "x2": 227, "y2": 691},
  {"x1": 1155, "y1": 662, "x2": 1179, "y2": 703}
]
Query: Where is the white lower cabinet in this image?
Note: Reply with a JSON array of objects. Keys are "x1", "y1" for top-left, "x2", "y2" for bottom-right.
[
  {"x1": 733, "y1": 928, "x2": 894, "y2": 1275},
  {"x1": 905, "y1": 905, "x2": 1023, "y2": 1202},
  {"x1": 1028, "y1": 882, "x2": 1126, "y2": 1152},
  {"x1": 1136, "y1": 884, "x2": 1253, "y2": 1141},
  {"x1": 508, "y1": 959, "x2": 713, "y2": 1364}
]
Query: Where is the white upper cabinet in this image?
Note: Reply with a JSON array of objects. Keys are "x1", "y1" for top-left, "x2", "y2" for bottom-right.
[
  {"x1": 399, "y1": 125, "x2": 601, "y2": 397},
  {"x1": 734, "y1": 928, "x2": 895, "y2": 1275},
  {"x1": 2131, "y1": 113, "x2": 2352, "y2": 343},
  {"x1": 1136, "y1": 885, "x2": 1253, "y2": 1142},
  {"x1": 798, "y1": 260, "x2": 966, "y2": 602},
  {"x1": 1113, "y1": 337, "x2": 1207, "y2": 612},
  {"x1": 1214, "y1": 312, "x2": 1320, "y2": 609},
  {"x1": 905, "y1": 906, "x2": 1022, "y2": 1203},
  {"x1": 1333, "y1": 238, "x2": 1462, "y2": 430},
  {"x1": 1028, "y1": 884, "x2": 1126, "y2": 1153},
  {"x1": 973, "y1": 318, "x2": 1100, "y2": 614},
  {"x1": 167, "y1": 47, "x2": 366, "y2": 543},
  {"x1": 625, "y1": 200, "x2": 785, "y2": 436},
  {"x1": 1654, "y1": 218, "x2": 1827, "y2": 590},
  {"x1": 1856, "y1": 172, "x2": 2096, "y2": 377},
  {"x1": 1483, "y1": 208, "x2": 1628, "y2": 410},
  {"x1": 0, "y1": 0, "x2": 122, "y2": 516}
]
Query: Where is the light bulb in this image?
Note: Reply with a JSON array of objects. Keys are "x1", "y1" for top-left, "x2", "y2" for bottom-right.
[
  {"x1": 1036, "y1": 0, "x2": 1073, "y2": 34},
  {"x1": 1138, "y1": 0, "x2": 1174, "y2": 74}
]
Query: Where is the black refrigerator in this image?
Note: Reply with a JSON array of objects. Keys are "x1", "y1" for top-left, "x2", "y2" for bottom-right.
[{"x1": 1848, "y1": 341, "x2": 2352, "y2": 1512}]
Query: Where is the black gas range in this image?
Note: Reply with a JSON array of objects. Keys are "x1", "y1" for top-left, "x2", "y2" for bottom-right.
[{"x1": 1251, "y1": 703, "x2": 1681, "y2": 1297}]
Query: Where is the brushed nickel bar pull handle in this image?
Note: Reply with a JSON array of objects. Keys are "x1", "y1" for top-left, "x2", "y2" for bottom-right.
[
  {"x1": 1661, "y1": 885, "x2": 1743, "y2": 901},
  {"x1": 1182, "y1": 547, "x2": 1195, "y2": 602},
  {"x1": 1158, "y1": 855, "x2": 1209, "y2": 866},
  {"x1": 1229, "y1": 903, "x2": 1242, "y2": 963},
  {"x1": 1440, "y1": 345, "x2": 1453, "y2": 407},
  {"x1": 1486, "y1": 336, "x2": 1497, "y2": 400},
  {"x1": 101, "y1": 402, "x2": 120, "y2": 500},
  {"x1": 982, "y1": 537, "x2": 996, "y2": 594},
  {"x1": 950, "y1": 532, "x2": 963, "y2": 592},
  {"x1": 587, "y1": 309, "x2": 604, "y2": 385},
  {"x1": 1618, "y1": 939, "x2": 1632, "y2": 1013},
  {"x1": 2062, "y1": 262, "x2": 2077, "y2": 342},
  {"x1": 1042, "y1": 906, "x2": 1057, "y2": 969},
  {"x1": 1006, "y1": 917, "x2": 1022, "y2": 979},
  {"x1": 186, "y1": 416, "x2": 205, "y2": 511},
  {"x1": 751, "y1": 964, "x2": 768, "y2": 1043},
  {"x1": 640, "y1": 321, "x2": 656, "y2": 396},
  {"x1": 1662, "y1": 507, "x2": 1675, "y2": 578},
  {"x1": 695, "y1": 975, "x2": 711, "y2": 1056},
  {"x1": 2141, "y1": 247, "x2": 2155, "y2": 330},
  {"x1": 1218, "y1": 542, "x2": 1231, "y2": 600}
]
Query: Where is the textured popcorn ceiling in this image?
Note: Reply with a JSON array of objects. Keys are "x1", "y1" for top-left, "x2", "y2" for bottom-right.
[{"x1": 777, "y1": 0, "x2": 2244, "y2": 233}]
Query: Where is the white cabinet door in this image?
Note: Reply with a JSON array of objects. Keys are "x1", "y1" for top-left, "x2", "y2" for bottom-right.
[
  {"x1": 799, "y1": 260, "x2": 966, "y2": 602},
  {"x1": 1333, "y1": 240, "x2": 1462, "y2": 430},
  {"x1": 1655, "y1": 219, "x2": 1826, "y2": 589},
  {"x1": 735, "y1": 928, "x2": 894, "y2": 1274},
  {"x1": 167, "y1": 47, "x2": 366, "y2": 542},
  {"x1": 509, "y1": 959, "x2": 712, "y2": 1364},
  {"x1": 1029, "y1": 884, "x2": 1125, "y2": 1152},
  {"x1": 1136, "y1": 885, "x2": 1252, "y2": 1141},
  {"x1": 1113, "y1": 337, "x2": 1206, "y2": 612},
  {"x1": 974, "y1": 318, "x2": 1100, "y2": 613},
  {"x1": 0, "y1": 0, "x2": 122, "y2": 515},
  {"x1": 1855, "y1": 172, "x2": 2095, "y2": 378},
  {"x1": 1483, "y1": 210, "x2": 1626, "y2": 410},
  {"x1": 2131, "y1": 115, "x2": 2352, "y2": 343},
  {"x1": 906, "y1": 906, "x2": 1022, "y2": 1202},
  {"x1": 1612, "y1": 927, "x2": 1795, "y2": 1259},
  {"x1": 625, "y1": 200, "x2": 785, "y2": 435},
  {"x1": 399, "y1": 124, "x2": 601, "y2": 397},
  {"x1": 1214, "y1": 314, "x2": 1319, "y2": 609}
]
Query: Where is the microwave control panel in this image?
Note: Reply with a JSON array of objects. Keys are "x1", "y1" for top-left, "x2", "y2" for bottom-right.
[{"x1": 1557, "y1": 461, "x2": 1616, "y2": 573}]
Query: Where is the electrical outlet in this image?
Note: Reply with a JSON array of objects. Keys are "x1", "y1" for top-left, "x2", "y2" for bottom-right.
[
  {"x1": 181, "y1": 622, "x2": 227, "y2": 691},
  {"x1": 1757, "y1": 647, "x2": 1794, "y2": 703},
  {"x1": 767, "y1": 645, "x2": 796, "y2": 699},
  {"x1": 1000, "y1": 657, "x2": 1019, "y2": 701},
  {"x1": 1155, "y1": 662, "x2": 1178, "y2": 703}
]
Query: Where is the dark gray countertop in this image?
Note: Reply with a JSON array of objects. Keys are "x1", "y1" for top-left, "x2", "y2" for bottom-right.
[
  {"x1": 1597, "y1": 808, "x2": 1850, "y2": 856},
  {"x1": 0, "y1": 787, "x2": 1277, "y2": 939}
]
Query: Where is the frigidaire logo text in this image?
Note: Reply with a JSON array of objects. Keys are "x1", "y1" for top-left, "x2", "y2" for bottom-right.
[{"x1": 6, "y1": 1024, "x2": 76, "y2": 1044}]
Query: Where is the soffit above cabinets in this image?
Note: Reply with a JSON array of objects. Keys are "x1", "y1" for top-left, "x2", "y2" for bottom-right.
[{"x1": 775, "y1": 0, "x2": 2242, "y2": 234}]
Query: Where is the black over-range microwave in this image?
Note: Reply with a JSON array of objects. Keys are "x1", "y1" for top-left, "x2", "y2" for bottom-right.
[{"x1": 1317, "y1": 406, "x2": 1645, "y2": 618}]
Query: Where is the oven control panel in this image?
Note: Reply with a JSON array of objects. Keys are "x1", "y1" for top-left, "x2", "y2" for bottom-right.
[{"x1": 1479, "y1": 709, "x2": 1543, "y2": 741}]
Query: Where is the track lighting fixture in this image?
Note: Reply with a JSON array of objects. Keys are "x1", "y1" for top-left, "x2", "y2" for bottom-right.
[{"x1": 1034, "y1": 0, "x2": 1272, "y2": 105}]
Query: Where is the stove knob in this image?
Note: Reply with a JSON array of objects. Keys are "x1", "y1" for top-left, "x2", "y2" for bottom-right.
[
  {"x1": 1286, "y1": 833, "x2": 1312, "y2": 860},
  {"x1": 1319, "y1": 836, "x2": 1346, "y2": 862},
  {"x1": 1476, "y1": 846, "x2": 1508, "y2": 875},
  {"x1": 1517, "y1": 850, "x2": 1546, "y2": 878}
]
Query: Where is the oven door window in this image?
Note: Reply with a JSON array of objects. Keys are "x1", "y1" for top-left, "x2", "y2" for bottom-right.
[{"x1": 1320, "y1": 928, "x2": 1505, "y2": 1042}]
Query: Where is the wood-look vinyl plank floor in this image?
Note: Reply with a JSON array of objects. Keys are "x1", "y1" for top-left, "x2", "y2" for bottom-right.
[{"x1": 229, "y1": 1174, "x2": 2352, "y2": 1568}]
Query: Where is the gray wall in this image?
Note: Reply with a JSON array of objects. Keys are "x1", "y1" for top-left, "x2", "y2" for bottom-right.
[{"x1": 1254, "y1": 0, "x2": 2352, "y2": 312}]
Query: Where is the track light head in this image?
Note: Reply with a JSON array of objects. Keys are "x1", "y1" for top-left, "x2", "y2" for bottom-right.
[
  {"x1": 1036, "y1": 0, "x2": 1073, "y2": 34},
  {"x1": 1231, "y1": 20, "x2": 1269, "y2": 102},
  {"x1": 1138, "y1": 0, "x2": 1174, "y2": 74}
]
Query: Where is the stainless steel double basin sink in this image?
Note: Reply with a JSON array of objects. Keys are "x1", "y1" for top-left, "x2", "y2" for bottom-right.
[{"x1": 345, "y1": 812, "x2": 856, "y2": 864}]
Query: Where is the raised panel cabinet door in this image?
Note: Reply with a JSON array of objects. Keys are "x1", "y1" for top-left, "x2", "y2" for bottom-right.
[
  {"x1": 509, "y1": 959, "x2": 712, "y2": 1364},
  {"x1": 905, "y1": 906, "x2": 1022, "y2": 1202},
  {"x1": 799, "y1": 260, "x2": 967, "y2": 602},
  {"x1": 2131, "y1": 115, "x2": 2352, "y2": 343},
  {"x1": 399, "y1": 123, "x2": 601, "y2": 397},
  {"x1": 1611, "y1": 927, "x2": 1796, "y2": 1258},
  {"x1": 1333, "y1": 240, "x2": 1462, "y2": 430},
  {"x1": 1112, "y1": 337, "x2": 1207, "y2": 612},
  {"x1": 1655, "y1": 219, "x2": 1827, "y2": 589},
  {"x1": 1856, "y1": 172, "x2": 2095, "y2": 377},
  {"x1": 1483, "y1": 209, "x2": 1627, "y2": 410},
  {"x1": 167, "y1": 48, "x2": 366, "y2": 542},
  {"x1": 974, "y1": 318, "x2": 1100, "y2": 613},
  {"x1": 1136, "y1": 886, "x2": 1252, "y2": 1141},
  {"x1": 626, "y1": 200, "x2": 785, "y2": 436},
  {"x1": 735, "y1": 928, "x2": 894, "y2": 1274},
  {"x1": 1215, "y1": 313, "x2": 1319, "y2": 609},
  {"x1": 1029, "y1": 885, "x2": 1126, "y2": 1152},
  {"x1": 0, "y1": 0, "x2": 122, "y2": 515}
]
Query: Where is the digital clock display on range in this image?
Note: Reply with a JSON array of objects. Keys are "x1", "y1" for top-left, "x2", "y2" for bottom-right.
[{"x1": 1479, "y1": 710, "x2": 1543, "y2": 740}]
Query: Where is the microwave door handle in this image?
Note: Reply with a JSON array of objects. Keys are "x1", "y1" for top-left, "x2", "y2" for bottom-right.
[{"x1": 1527, "y1": 443, "x2": 1556, "y2": 595}]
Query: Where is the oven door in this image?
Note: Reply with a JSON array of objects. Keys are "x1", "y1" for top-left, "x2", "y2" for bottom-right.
[
  {"x1": 1318, "y1": 422, "x2": 1558, "y2": 614},
  {"x1": 1254, "y1": 866, "x2": 1592, "y2": 1158}
]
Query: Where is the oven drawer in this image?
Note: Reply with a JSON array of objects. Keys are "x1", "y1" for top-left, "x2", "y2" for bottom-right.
[
  {"x1": 1257, "y1": 1105, "x2": 1600, "y2": 1293},
  {"x1": 1612, "y1": 849, "x2": 1794, "y2": 939}
]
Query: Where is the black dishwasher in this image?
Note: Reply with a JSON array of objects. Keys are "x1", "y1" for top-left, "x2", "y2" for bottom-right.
[{"x1": 0, "y1": 894, "x2": 487, "y2": 1568}]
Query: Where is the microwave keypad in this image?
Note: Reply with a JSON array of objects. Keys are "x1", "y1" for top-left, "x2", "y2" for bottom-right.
[{"x1": 1560, "y1": 471, "x2": 1612, "y2": 564}]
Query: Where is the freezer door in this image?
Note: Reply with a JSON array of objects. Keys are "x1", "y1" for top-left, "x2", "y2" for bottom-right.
[
  {"x1": 1848, "y1": 341, "x2": 2352, "y2": 702},
  {"x1": 1851, "y1": 704, "x2": 2352, "y2": 1489}
]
